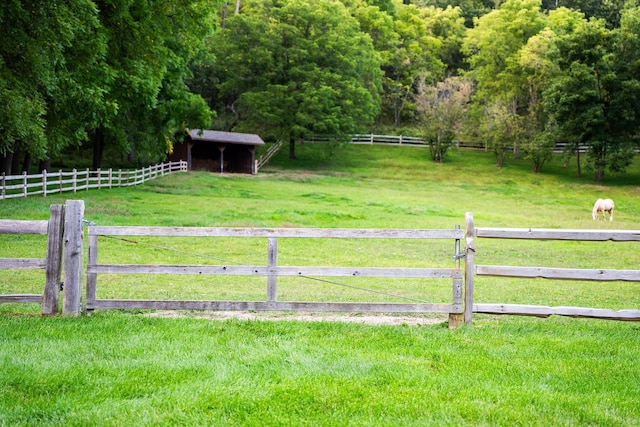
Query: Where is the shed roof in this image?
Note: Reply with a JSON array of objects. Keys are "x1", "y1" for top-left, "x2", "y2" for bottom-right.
[{"x1": 188, "y1": 129, "x2": 265, "y2": 146}]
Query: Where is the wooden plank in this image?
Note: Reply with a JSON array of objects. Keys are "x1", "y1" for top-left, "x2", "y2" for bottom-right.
[
  {"x1": 87, "y1": 299, "x2": 461, "y2": 314},
  {"x1": 476, "y1": 227, "x2": 640, "y2": 241},
  {"x1": 267, "y1": 237, "x2": 277, "y2": 302},
  {"x1": 0, "y1": 294, "x2": 42, "y2": 303},
  {"x1": 464, "y1": 212, "x2": 475, "y2": 325},
  {"x1": 63, "y1": 200, "x2": 85, "y2": 316},
  {"x1": 89, "y1": 225, "x2": 464, "y2": 240},
  {"x1": 0, "y1": 220, "x2": 48, "y2": 235},
  {"x1": 476, "y1": 265, "x2": 640, "y2": 281},
  {"x1": 42, "y1": 204, "x2": 65, "y2": 315},
  {"x1": 88, "y1": 264, "x2": 462, "y2": 279},
  {"x1": 448, "y1": 224, "x2": 464, "y2": 328},
  {"x1": 0, "y1": 258, "x2": 46, "y2": 269},
  {"x1": 474, "y1": 303, "x2": 640, "y2": 321},
  {"x1": 86, "y1": 234, "x2": 99, "y2": 308}
]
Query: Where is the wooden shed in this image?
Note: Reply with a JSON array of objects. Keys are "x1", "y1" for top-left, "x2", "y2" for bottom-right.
[{"x1": 169, "y1": 129, "x2": 265, "y2": 174}]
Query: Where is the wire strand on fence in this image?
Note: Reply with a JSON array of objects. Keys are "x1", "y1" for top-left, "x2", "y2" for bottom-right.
[{"x1": 98, "y1": 234, "x2": 430, "y2": 304}]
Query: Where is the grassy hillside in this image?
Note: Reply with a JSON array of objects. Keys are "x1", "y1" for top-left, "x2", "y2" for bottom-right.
[{"x1": 1, "y1": 145, "x2": 639, "y2": 426}]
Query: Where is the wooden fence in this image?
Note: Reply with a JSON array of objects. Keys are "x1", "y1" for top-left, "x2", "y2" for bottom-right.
[
  {"x1": 0, "y1": 205, "x2": 64, "y2": 314},
  {"x1": 2, "y1": 202, "x2": 639, "y2": 324},
  {"x1": 256, "y1": 139, "x2": 285, "y2": 170},
  {"x1": 0, "y1": 200, "x2": 85, "y2": 315},
  {"x1": 465, "y1": 212, "x2": 640, "y2": 322},
  {"x1": 86, "y1": 224, "x2": 467, "y2": 328},
  {"x1": 0, "y1": 161, "x2": 187, "y2": 200}
]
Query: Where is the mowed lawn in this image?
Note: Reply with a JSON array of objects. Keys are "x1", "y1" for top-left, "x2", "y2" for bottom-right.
[{"x1": 1, "y1": 145, "x2": 639, "y2": 426}]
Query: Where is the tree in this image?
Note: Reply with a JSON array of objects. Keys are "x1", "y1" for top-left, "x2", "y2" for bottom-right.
[
  {"x1": 463, "y1": 0, "x2": 549, "y2": 164},
  {"x1": 380, "y1": 2, "x2": 445, "y2": 127},
  {"x1": 542, "y1": 5, "x2": 640, "y2": 181},
  {"x1": 0, "y1": 0, "x2": 106, "y2": 174},
  {"x1": 481, "y1": 100, "x2": 524, "y2": 167},
  {"x1": 209, "y1": 0, "x2": 383, "y2": 159},
  {"x1": 88, "y1": 0, "x2": 218, "y2": 169},
  {"x1": 415, "y1": 76, "x2": 472, "y2": 162}
]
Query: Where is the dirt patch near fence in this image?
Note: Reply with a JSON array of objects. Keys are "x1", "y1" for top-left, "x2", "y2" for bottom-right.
[{"x1": 146, "y1": 310, "x2": 448, "y2": 326}]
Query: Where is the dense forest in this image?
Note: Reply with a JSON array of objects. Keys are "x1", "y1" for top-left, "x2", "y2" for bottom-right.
[{"x1": 1, "y1": 0, "x2": 639, "y2": 181}]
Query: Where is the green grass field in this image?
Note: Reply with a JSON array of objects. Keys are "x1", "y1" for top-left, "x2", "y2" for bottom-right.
[{"x1": 1, "y1": 145, "x2": 639, "y2": 425}]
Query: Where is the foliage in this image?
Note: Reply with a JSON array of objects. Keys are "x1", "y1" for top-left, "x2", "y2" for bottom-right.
[
  {"x1": 415, "y1": 76, "x2": 472, "y2": 162},
  {"x1": 88, "y1": 0, "x2": 219, "y2": 169},
  {"x1": 1, "y1": 0, "x2": 639, "y2": 180},
  {"x1": 542, "y1": 5, "x2": 640, "y2": 182},
  {"x1": 208, "y1": 0, "x2": 383, "y2": 158},
  {"x1": 0, "y1": 0, "x2": 220, "y2": 173},
  {"x1": 463, "y1": 0, "x2": 550, "y2": 168},
  {"x1": 378, "y1": 2, "x2": 447, "y2": 127},
  {"x1": 0, "y1": 0, "x2": 106, "y2": 172}
]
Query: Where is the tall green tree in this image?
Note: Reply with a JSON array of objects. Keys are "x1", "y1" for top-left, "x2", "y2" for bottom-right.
[
  {"x1": 380, "y1": 2, "x2": 445, "y2": 127},
  {"x1": 0, "y1": 0, "x2": 106, "y2": 174},
  {"x1": 543, "y1": 4, "x2": 640, "y2": 181},
  {"x1": 89, "y1": 0, "x2": 218, "y2": 169},
  {"x1": 415, "y1": 76, "x2": 472, "y2": 162},
  {"x1": 210, "y1": 0, "x2": 383, "y2": 159},
  {"x1": 463, "y1": 0, "x2": 548, "y2": 166}
]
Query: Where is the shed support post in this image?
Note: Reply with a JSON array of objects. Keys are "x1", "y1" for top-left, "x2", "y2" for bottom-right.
[{"x1": 63, "y1": 200, "x2": 85, "y2": 316}]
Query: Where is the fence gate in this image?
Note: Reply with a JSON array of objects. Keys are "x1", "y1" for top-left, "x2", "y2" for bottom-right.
[{"x1": 86, "y1": 225, "x2": 467, "y2": 327}]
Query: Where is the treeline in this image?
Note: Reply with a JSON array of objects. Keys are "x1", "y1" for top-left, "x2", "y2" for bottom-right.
[{"x1": 1, "y1": 0, "x2": 639, "y2": 181}]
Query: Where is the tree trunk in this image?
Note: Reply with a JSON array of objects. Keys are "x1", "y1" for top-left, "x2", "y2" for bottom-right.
[
  {"x1": 0, "y1": 153, "x2": 13, "y2": 175},
  {"x1": 39, "y1": 158, "x2": 51, "y2": 173},
  {"x1": 289, "y1": 137, "x2": 296, "y2": 160},
  {"x1": 11, "y1": 150, "x2": 21, "y2": 175},
  {"x1": 92, "y1": 127, "x2": 105, "y2": 170},
  {"x1": 22, "y1": 153, "x2": 32, "y2": 173}
]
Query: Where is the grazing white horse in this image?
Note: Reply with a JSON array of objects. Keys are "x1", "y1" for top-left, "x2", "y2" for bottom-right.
[{"x1": 592, "y1": 198, "x2": 614, "y2": 221}]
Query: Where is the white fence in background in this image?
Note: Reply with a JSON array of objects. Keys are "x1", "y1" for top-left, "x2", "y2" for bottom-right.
[
  {"x1": 308, "y1": 134, "x2": 596, "y2": 153},
  {"x1": 0, "y1": 161, "x2": 187, "y2": 200}
]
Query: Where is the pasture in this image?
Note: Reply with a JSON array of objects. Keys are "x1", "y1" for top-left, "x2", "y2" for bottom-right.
[{"x1": 1, "y1": 145, "x2": 639, "y2": 425}]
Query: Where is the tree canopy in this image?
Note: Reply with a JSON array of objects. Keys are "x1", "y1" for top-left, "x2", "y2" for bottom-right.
[
  {"x1": 207, "y1": 0, "x2": 383, "y2": 158},
  {"x1": 1, "y1": 0, "x2": 639, "y2": 181}
]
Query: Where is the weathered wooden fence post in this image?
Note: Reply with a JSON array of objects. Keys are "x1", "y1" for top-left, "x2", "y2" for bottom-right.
[
  {"x1": 42, "y1": 204, "x2": 65, "y2": 315},
  {"x1": 464, "y1": 212, "x2": 475, "y2": 325},
  {"x1": 267, "y1": 237, "x2": 278, "y2": 302},
  {"x1": 63, "y1": 200, "x2": 85, "y2": 316},
  {"x1": 448, "y1": 224, "x2": 464, "y2": 328}
]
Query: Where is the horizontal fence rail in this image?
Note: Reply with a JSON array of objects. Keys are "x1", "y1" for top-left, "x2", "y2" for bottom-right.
[
  {"x1": 86, "y1": 224, "x2": 466, "y2": 327},
  {"x1": 0, "y1": 161, "x2": 187, "y2": 200},
  {"x1": 468, "y1": 214, "x2": 640, "y2": 322}
]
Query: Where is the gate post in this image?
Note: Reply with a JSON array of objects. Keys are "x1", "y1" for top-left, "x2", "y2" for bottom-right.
[
  {"x1": 448, "y1": 224, "x2": 464, "y2": 328},
  {"x1": 63, "y1": 200, "x2": 85, "y2": 316},
  {"x1": 464, "y1": 212, "x2": 475, "y2": 325},
  {"x1": 267, "y1": 237, "x2": 278, "y2": 302},
  {"x1": 42, "y1": 204, "x2": 65, "y2": 315}
]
